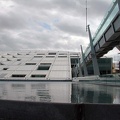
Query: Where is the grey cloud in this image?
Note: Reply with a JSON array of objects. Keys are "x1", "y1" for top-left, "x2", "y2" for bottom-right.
[
  {"x1": 0, "y1": 12, "x2": 27, "y2": 30},
  {"x1": 0, "y1": 0, "x2": 112, "y2": 52},
  {"x1": 55, "y1": 22, "x2": 87, "y2": 37}
]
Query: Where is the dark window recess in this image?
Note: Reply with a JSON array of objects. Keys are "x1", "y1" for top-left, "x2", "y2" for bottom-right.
[
  {"x1": 59, "y1": 53, "x2": 67, "y2": 55},
  {"x1": 7, "y1": 59, "x2": 11, "y2": 61},
  {"x1": 13, "y1": 56, "x2": 16, "y2": 58},
  {"x1": 17, "y1": 59, "x2": 21, "y2": 61},
  {"x1": 46, "y1": 56, "x2": 55, "y2": 58},
  {"x1": 34, "y1": 56, "x2": 42, "y2": 58},
  {"x1": 12, "y1": 74, "x2": 26, "y2": 77},
  {"x1": 58, "y1": 56, "x2": 67, "y2": 58},
  {"x1": 25, "y1": 63, "x2": 36, "y2": 65},
  {"x1": 0, "y1": 62, "x2": 4, "y2": 65},
  {"x1": 48, "y1": 53, "x2": 56, "y2": 55},
  {"x1": 40, "y1": 63, "x2": 51, "y2": 65},
  {"x1": 3, "y1": 68, "x2": 8, "y2": 70},
  {"x1": 37, "y1": 66, "x2": 50, "y2": 70},
  {"x1": 37, "y1": 53, "x2": 45, "y2": 55},
  {"x1": 31, "y1": 74, "x2": 46, "y2": 78}
]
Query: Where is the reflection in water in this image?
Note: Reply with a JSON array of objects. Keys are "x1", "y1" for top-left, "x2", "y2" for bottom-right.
[
  {"x1": 71, "y1": 83, "x2": 120, "y2": 104},
  {"x1": 0, "y1": 82, "x2": 120, "y2": 104},
  {"x1": 0, "y1": 82, "x2": 71, "y2": 103}
]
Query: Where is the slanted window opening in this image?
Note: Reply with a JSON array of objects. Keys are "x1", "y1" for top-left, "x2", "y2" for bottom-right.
[
  {"x1": 58, "y1": 56, "x2": 67, "y2": 58},
  {"x1": 34, "y1": 56, "x2": 42, "y2": 58},
  {"x1": 12, "y1": 74, "x2": 26, "y2": 77},
  {"x1": 46, "y1": 56, "x2": 55, "y2": 58},
  {"x1": 40, "y1": 63, "x2": 51, "y2": 65},
  {"x1": 31, "y1": 74, "x2": 46, "y2": 78},
  {"x1": 17, "y1": 59, "x2": 21, "y2": 61},
  {"x1": 37, "y1": 66, "x2": 50, "y2": 70},
  {"x1": 25, "y1": 63, "x2": 36, "y2": 65},
  {"x1": 48, "y1": 53, "x2": 56, "y2": 55},
  {"x1": 37, "y1": 53, "x2": 45, "y2": 55},
  {"x1": 0, "y1": 62, "x2": 4, "y2": 65},
  {"x1": 3, "y1": 68, "x2": 8, "y2": 70}
]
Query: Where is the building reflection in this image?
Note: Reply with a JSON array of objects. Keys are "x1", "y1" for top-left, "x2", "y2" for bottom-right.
[
  {"x1": 71, "y1": 83, "x2": 113, "y2": 104},
  {"x1": 0, "y1": 82, "x2": 71, "y2": 103},
  {"x1": 113, "y1": 89, "x2": 120, "y2": 104}
]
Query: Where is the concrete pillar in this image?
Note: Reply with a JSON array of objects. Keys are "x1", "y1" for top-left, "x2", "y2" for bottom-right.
[
  {"x1": 88, "y1": 25, "x2": 100, "y2": 75},
  {"x1": 80, "y1": 45, "x2": 88, "y2": 76}
]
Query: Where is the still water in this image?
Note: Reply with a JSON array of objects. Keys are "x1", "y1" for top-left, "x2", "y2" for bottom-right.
[{"x1": 0, "y1": 81, "x2": 120, "y2": 104}]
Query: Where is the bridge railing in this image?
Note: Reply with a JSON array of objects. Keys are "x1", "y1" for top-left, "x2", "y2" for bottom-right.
[{"x1": 84, "y1": 0, "x2": 119, "y2": 58}]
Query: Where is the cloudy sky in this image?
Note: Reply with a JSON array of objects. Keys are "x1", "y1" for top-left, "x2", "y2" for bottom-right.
[{"x1": 0, "y1": 0, "x2": 119, "y2": 57}]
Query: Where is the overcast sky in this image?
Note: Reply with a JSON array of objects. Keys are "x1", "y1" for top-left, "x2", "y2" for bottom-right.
[{"x1": 0, "y1": 0, "x2": 119, "y2": 57}]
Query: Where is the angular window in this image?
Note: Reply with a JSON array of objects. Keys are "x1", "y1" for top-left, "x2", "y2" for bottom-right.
[
  {"x1": 59, "y1": 53, "x2": 67, "y2": 55},
  {"x1": 37, "y1": 53, "x2": 45, "y2": 55},
  {"x1": 46, "y1": 56, "x2": 55, "y2": 58},
  {"x1": 34, "y1": 56, "x2": 42, "y2": 58},
  {"x1": 37, "y1": 66, "x2": 50, "y2": 70},
  {"x1": 48, "y1": 53, "x2": 56, "y2": 55},
  {"x1": 3, "y1": 68, "x2": 8, "y2": 70},
  {"x1": 31, "y1": 74, "x2": 46, "y2": 78},
  {"x1": 12, "y1": 74, "x2": 26, "y2": 77},
  {"x1": 40, "y1": 63, "x2": 51, "y2": 65},
  {"x1": 25, "y1": 63, "x2": 36, "y2": 65},
  {"x1": 0, "y1": 62, "x2": 4, "y2": 65},
  {"x1": 17, "y1": 59, "x2": 21, "y2": 61},
  {"x1": 58, "y1": 56, "x2": 67, "y2": 58}
]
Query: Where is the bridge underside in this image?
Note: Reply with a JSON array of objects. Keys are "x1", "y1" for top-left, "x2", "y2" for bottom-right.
[{"x1": 86, "y1": 12, "x2": 120, "y2": 63}]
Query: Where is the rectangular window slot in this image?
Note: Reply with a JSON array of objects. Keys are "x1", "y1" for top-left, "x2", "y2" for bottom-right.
[
  {"x1": 25, "y1": 63, "x2": 36, "y2": 65},
  {"x1": 59, "y1": 53, "x2": 67, "y2": 55},
  {"x1": 37, "y1": 53, "x2": 45, "y2": 55},
  {"x1": 12, "y1": 74, "x2": 26, "y2": 77},
  {"x1": 34, "y1": 56, "x2": 42, "y2": 58},
  {"x1": 48, "y1": 53, "x2": 56, "y2": 55},
  {"x1": 46, "y1": 56, "x2": 55, "y2": 58},
  {"x1": 7, "y1": 59, "x2": 11, "y2": 61},
  {"x1": 31, "y1": 74, "x2": 46, "y2": 78},
  {"x1": 40, "y1": 63, "x2": 51, "y2": 65},
  {"x1": 3, "y1": 68, "x2": 8, "y2": 70},
  {"x1": 37, "y1": 66, "x2": 50, "y2": 70},
  {"x1": 58, "y1": 56, "x2": 67, "y2": 58},
  {"x1": 0, "y1": 62, "x2": 4, "y2": 65},
  {"x1": 17, "y1": 59, "x2": 21, "y2": 61},
  {"x1": 13, "y1": 56, "x2": 16, "y2": 58}
]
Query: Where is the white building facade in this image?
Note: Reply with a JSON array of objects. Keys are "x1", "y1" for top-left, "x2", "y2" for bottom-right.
[{"x1": 0, "y1": 50, "x2": 80, "y2": 81}]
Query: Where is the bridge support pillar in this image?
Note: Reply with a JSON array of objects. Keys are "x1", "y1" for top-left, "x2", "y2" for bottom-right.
[
  {"x1": 80, "y1": 45, "x2": 88, "y2": 76},
  {"x1": 87, "y1": 25, "x2": 100, "y2": 75}
]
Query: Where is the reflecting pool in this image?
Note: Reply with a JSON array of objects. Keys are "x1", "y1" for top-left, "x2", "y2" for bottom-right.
[{"x1": 0, "y1": 81, "x2": 120, "y2": 104}]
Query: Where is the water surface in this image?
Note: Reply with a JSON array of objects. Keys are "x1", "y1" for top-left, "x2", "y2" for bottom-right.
[{"x1": 0, "y1": 81, "x2": 120, "y2": 104}]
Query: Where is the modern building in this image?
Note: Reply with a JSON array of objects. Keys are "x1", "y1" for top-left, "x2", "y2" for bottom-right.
[
  {"x1": 87, "y1": 58, "x2": 113, "y2": 75},
  {"x1": 0, "y1": 50, "x2": 80, "y2": 81}
]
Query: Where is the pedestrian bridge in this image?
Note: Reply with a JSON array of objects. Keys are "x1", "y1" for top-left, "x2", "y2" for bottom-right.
[{"x1": 84, "y1": 0, "x2": 120, "y2": 63}]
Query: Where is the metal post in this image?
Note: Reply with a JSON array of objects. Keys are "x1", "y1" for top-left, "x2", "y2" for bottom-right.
[
  {"x1": 87, "y1": 25, "x2": 100, "y2": 75},
  {"x1": 80, "y1": 45, "x2": 88, "y2": 76}
]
